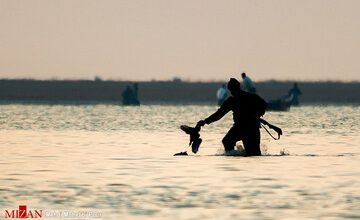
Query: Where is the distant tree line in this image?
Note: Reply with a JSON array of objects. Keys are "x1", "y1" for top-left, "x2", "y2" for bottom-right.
[{"x1": 0, "y1": 79, "x2": 359, "y2": 104}]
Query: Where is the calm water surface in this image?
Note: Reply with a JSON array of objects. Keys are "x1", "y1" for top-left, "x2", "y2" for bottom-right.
[{"x1": 0, "y1": 104, "x2": 359, "y2": 219}]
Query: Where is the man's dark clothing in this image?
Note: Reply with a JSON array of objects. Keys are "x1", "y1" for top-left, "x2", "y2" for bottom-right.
[{"x1": 204, "y1": 90, "x2": 267, "y2": 156}]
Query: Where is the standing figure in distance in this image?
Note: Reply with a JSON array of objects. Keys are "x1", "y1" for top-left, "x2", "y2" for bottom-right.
[
  {"x1": 288, "y1": 82, "x2": 302, "y2": 106},
  {"x1": 216, "y1": 84, "x2": 228, "y2": 106},
  {"x1": 122, "y1": 83, "x2": 140, "y2": 105},
  {"x1": 241, "y1": 72, "x2": 256, "y2": 94}
]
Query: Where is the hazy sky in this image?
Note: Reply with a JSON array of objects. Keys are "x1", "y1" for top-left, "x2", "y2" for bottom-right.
[{"x1": 0, "y1": 0, "x2": 359, "y2": 81}]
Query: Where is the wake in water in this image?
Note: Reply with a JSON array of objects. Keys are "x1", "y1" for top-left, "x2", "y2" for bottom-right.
[
  {"x1": 213, "y1": 144, "x2": 291, "y2": 157},
  {"x1": 213, "y1": 145, "x2": 354, "y2": 157},
  {"x1": 177, "y1": 143, "x2": 355, "y2": 157}
]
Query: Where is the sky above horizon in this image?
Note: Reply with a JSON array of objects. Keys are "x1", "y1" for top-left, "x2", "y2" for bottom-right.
[{"x1": 0, "y1": 0, "x2": 360, "y2": 81}]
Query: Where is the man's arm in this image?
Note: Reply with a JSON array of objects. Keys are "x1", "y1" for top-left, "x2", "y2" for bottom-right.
[
  {"x1": 204, "y1": 107, "x2": 229, "y2": 124},
  {"x1": 197, "y1": 99, "x2": 231, "y2": 126}
]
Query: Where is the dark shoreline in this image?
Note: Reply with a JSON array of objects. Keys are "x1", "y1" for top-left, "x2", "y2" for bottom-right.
[{"x1": 0, "y1": 79, "x2": 359, "y2": 104}]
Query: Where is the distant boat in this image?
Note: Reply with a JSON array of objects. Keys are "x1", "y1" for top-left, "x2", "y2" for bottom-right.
[
  {"x1": 267, "y1": 99, "x2": 291, "y2": 111},
  {"x1": 266, "y1": 94, "x2": 294, "y2": 111}
]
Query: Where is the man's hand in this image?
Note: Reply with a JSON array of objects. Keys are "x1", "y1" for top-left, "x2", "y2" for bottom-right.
[{"x1": 196, "y1": 120, "x2": 206, "y2": 127}]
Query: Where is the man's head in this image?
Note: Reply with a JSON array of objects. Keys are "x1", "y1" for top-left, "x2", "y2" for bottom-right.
[
  {"x1": 241, "y1": 72, "x2": 246, "y2": 79},
  {"x1": 227, "y1": 78, "x2": 241, "y2": 95}
]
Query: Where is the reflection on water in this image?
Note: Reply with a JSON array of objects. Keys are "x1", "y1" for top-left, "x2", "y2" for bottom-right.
[{"x1": 0, "y1": 104, "x2": 360, "y2": 219}]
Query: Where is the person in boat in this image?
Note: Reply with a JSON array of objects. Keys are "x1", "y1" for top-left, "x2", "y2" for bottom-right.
[
  {"x1": 216, "y1": 84, "x2": 228, "y2": 106},
  {"x1": 197, "y1": 78, "x2": 267, "y2": 156},
  {"x1": 241, "y1": 72, "x2": 256, "y2": 93},
  {"x1": 122, "y1": 83, "x2": 140, "y2": 105},
  {"x1": 288, "y1": 82, "x2": 302, "y2": 106}
]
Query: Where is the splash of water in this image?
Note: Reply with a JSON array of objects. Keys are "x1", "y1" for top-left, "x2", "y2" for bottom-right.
[{"x1": 279, "y1": 148, "x2": 290, "y2": 156}]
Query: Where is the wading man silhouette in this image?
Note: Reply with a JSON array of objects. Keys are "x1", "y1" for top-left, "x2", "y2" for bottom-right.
[{"x1": 197, "y1": 78, "x2": 267, "y2": 156}]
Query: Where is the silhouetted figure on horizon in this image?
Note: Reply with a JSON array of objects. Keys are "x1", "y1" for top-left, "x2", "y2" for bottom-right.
[
  {"x1": 122, "y1": 83, "x2": 140, "y2": 105},
  {"x1": 216, "y1": 84, "x2": 228, "y2": 106},
  {"x1": 197, "y1": 78, "x2": 267, "y2": 156},
  {"x1": 241, "y1": 72, "x2": 256, "y2": 93},
  {"x1": 288, "y1": 83, "x2": 302, "y2": 106}
]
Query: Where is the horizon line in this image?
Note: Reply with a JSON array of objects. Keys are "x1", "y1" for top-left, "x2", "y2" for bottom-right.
[{"x1": 0, "y1": 77, "x2": 360, "y2": 84}]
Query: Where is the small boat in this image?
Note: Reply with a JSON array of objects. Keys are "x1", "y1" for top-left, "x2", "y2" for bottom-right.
[
  {"x1": 266, "y1": 94, "x2": 294, "y2": 111},
  {"x1": 267, "y1": 99, "x2": 291, "y2": 111}
]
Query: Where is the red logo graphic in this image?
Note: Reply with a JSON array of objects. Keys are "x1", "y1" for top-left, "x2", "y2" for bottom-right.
[{"x1": 4, "y1": 205, "x2": 42, "y2": 219}]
